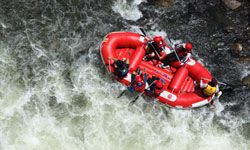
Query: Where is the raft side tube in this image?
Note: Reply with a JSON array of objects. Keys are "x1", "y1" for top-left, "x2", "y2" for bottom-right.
[
  {"x1": 186, "y1": 58, "x2": 212, "y2": 83},
  {"x1": 101, "y1": 32, "x2": 144, "y2": 65},
  {"x1": 129, "y1": 46, "x2": 145, "y2": 72},
  {"x1": 168, "y1": 67, "x2": 188, "y2": 93}
]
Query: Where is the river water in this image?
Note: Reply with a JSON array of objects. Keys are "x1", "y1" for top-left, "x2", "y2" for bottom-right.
[{"x1": 0, "y1": 0, "x2": 249, "y2": 149}]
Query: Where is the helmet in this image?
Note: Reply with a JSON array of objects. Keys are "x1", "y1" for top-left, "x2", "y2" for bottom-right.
[
  {"x1": 137, "y1": 82, "x2": 143, "y2": 87},
  {"x1": 153, "y1": 36, "x2": 163, "y2": 44},
  {"x1": 115, "y1": 60, "x2": 124, "y2": 68},
  {"x1": 135, "y1": 75, "x2": 142, "y2": 82},
  {"x1": 120, "y1": 69, "x2": 128, "y2": 77},
  {"x1": 185, "y1": 42, "x2": 193, "y2": 51},
  {"x1": 155, "y1": 80, "x2": 163, "y2": 88},
  {"x1": 209, "y1": 78, "x2": 218, "y2": 87}
]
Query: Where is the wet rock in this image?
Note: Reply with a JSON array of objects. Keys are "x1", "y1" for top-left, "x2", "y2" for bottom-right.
[
  {"x1": 242, "y1": 123, "x2": 250, "y2": 139},
  {"x1": 152, "y1": 0, "x2": 174, "y2": 7},
  {"x1": 224, "y1": 26, "x2": 235, "y2": 33},
  {"x1": 244, "y1": 27, "x2": 250, "y2": 38},
  {"x1": 242, "y1": 75, "x2": 250, "y2": 86},
  {"x1": 49, "y1": 96, "x2": 57, "y2": 107},
  {"x1": 232, "y1": 42, "x2": 243, "y2": 55},
  {"x1": 50, "y1": 39, "x2": 61, "y2": 50},
  {"x1": 238, "y1": 56, "x2": 250, "y2": 64},
  {"x1": 222, "y1": 0, "x2": 242, "y2": 10}
]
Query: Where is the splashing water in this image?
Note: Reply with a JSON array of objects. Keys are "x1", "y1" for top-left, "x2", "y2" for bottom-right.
[
  {"x1": 0, "y1": 0, "x2": 249, "y2": 150},
  {"x1": 112, "y1": 0, "x2": 146, "y2": 21}
]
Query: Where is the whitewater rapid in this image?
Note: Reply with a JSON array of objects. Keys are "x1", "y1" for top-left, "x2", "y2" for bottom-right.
[{"x1": 0, "y1": 0, "x2": 249, "y2": 149}]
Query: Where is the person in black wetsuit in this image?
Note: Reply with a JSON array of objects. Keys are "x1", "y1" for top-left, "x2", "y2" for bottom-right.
[
  {"x1": 145, "y1": 76, "x2": 164, "y2": 97},
  {"x1": 113, "y1": 59, "x2": 129, "y2": 78},
  {"x1": 162, "y1": 42, "x2": 193, "y2": 66},
  {"x1": 145, "y1": 36, "x2": 168, "y2": 60}
]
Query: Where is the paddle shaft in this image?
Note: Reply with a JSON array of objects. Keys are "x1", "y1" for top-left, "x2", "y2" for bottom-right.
[
  {"x1": 129, "y1": 80, "x2": 156, "y2": 105},
  {"x1": 139, "y1": 28, "x2": 161, "y2": 58}
]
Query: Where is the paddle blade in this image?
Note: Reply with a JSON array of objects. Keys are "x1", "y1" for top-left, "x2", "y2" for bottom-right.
[
  {"x1": 139, "y1": 28, "x2": 147, "y2": 37},
  {"x1": 117, "y1": 90, "x2": 126, "y2": 98},
  {"x1": 129, "y1": 96, "x2": 139, "y2": 106}
]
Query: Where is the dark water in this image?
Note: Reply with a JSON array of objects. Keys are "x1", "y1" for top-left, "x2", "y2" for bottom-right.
[{"x1": 0, "y1": 0, "x2": 249, "y2": 149}]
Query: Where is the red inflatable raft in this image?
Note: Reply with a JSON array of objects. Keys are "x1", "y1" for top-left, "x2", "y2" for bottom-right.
[{"x1": 100, "y1": 32, "x2": 215, "y2": 108}]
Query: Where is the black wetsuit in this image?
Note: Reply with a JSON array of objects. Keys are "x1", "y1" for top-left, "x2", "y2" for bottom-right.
[
  {"x1": 113, "y1": 60, "x2": 129, "y2": 78},
  {"x1": 147, "y1": 42, "x2": 162, "y2": 53},
  {"x1": 163, "y1": 46, "x2": 187, "y2": 66}
]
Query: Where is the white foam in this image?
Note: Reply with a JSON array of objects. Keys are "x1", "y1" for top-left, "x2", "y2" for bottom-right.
[
  {"x1": 0, "y1": 22, "x2": 7, "y2": 28},
  {"x1": 112, "y1": 0, "x2": 146, "y2": 21}
]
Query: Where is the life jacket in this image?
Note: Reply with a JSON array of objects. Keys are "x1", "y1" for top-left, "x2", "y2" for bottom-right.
[
  {"x1": 128, "y1": 73, "x2": 146, "y2": 92},
  {"x1": 153, "y1": 87, "x2": 163, "y2": 97},
  {"x1": 147, "y1": 42, "x2": 164, "y2": 55},
  {"x1": 145, "y1": 78, "x2": 164, "y2": 97},
  {"x1": 175, "y1": 46, "x2": 188, "y2": 58},
  {"x1": 202, "y1": 84, "x2": 217, "y2": 96}
]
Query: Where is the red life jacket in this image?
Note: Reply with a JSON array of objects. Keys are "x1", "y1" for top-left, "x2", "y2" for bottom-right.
[{"x1": 153, "y1": 87, "x2": 163, "y2": 97}]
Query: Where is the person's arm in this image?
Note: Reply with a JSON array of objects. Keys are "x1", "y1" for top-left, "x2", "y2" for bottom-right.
[
  {"x1": 162, "y1": 40, "x2": 167, "y2": 47},
  {"x1": 109, "y1": 57, "x2": 118, "y2": 61},
  {"x1": 175, "y1": 46, "x2": 184, "y2": 53},
  {"x1": 125, "y1": 59, "x2": 129, "y2": 65},
  {"x1": 215, "y1": 85, "x2": 219, "y2": 93},
  {"x1": 158, "y1": 51, "x2": 167, "y2": 60},
  {"x1": 159, "y1": 46, "x2": 172, "y2": 60}
]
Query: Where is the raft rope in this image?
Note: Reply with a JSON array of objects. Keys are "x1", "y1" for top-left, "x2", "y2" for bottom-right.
[
  {"x1": 166, "y1": 36, "x2": 181, "y2": 63},
  {"x1": 108, "y1": 57, "x2": 112, "y2": 72},
  {"x1": 129, "y1": 80, "x2": 156, "y2": 106}
]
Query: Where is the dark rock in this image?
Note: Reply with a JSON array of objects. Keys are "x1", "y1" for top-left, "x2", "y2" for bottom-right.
[
  {"x1": 150, "y1": 0, "x2": 174, "y2": 7},
  {"x1": 242, "y1": 123, "x2": 250, "y2": 139},
  {"x1": 242, "y1": 75, "x2": 250, "y2": 86},
  {"x1": 224, "y1": 26, "x2": 235, "y2": 33},
  {"x1": 238, "y1": 56, "x2": 250, "y2": 64},
  {"x1": 49, "y1": 96, "x2": 57, "y2": 107},
  {"x1": 222, "y1": 0, "x2": 242, "y2": 10},
  {"x1": 232, "y1": 42, "x2": 243, "y2": 55}
]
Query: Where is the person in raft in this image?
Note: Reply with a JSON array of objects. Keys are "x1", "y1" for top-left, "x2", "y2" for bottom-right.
[
  {"x1": 113, "y1": 58, "x2": 129, "y2": 79},
  {"x1": 200, "y1": 78, "x2": 222, "y2": 100},
  {"x1": 145, "y1": 36, "x2": 172, "y2": 64},
  {"x1": 145, "y1": 76, "x2": 164, "y2": 97},
  {"x1": 162, "y1": 42, "x2": 193, "y2": 66},
  {"x1": 128, "y1": 72, "x2": 147, "y2": 93}
]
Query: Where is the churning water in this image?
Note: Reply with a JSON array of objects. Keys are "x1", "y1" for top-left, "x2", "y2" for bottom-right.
[{"x1": 0, "y1": 0, "x2": 249, "y2": 150}]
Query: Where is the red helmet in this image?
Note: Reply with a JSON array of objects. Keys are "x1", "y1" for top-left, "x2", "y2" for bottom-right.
[
  {"x1": 155, "y1": 80, "x2": 163, "y2": 88},
  {"x1": 153, "y1": 36, "x2": 163, "y2": 44},
  {"x1": 185, "y1": 42, "x2": 193, "y2": 51},
  {"x1": 135, "y1": 75, "x2": 142, "y2": 82}
]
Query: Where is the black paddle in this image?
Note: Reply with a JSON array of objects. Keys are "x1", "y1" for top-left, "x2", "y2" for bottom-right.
[
  {"x1": 117, "y1": 90, "x2": 127, "y2": 98},
  {"x1": 139, "y1": 28, "x2": 161, "y2": 58},
  {"x1": 117, "y1": 68, "x2": 143, "y2": 98},
  {"x1": 139, "y1": 27, "x2": 147, "y2": 37},
  {"x1": 140, "y1": 28, "x2": 181, "y2": 63},
  {"x1": 117, "y1": 78, "x2": 137, "y2": 98},
  {"x1": 201, "y1": 78, "x2": 238, "y2": 94}
]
